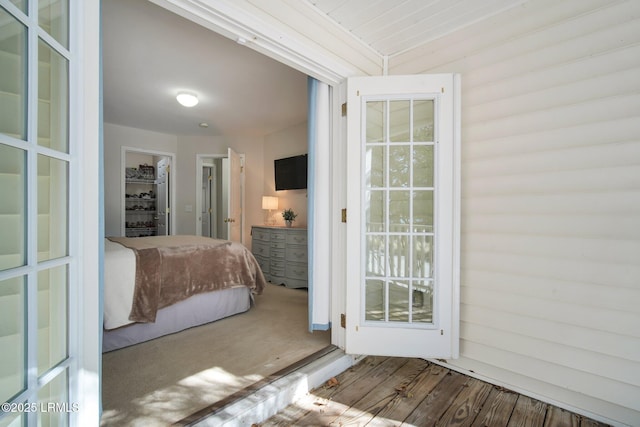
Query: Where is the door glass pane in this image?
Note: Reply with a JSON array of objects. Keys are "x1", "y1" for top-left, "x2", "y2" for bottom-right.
[
  {"x1": 0, "y1": 7, "x2": 27, "y2": 139},
  {"x1": 366, "y1": 101, "x2": 385, "y2": 143},
  {"x1": 389, "y1": 100, "x2": 410, "y2": 142},
  {"x1": 38, "y1": 265, "x2": 67, "y2": 374},
  {"x1": 38, "y1": 0, "x2": 69, "y2": 48},
  {"x1": 413, "y1": 235, "x2": 433, "y2": 278},
  {"x1": 388, "y1": 234, "x2": 409, "y2": 278},
  {"x1": 389, "y1": 190, "x2": 409, "y2": 233},
  {"x1": 363, "y1": 96, "x2": 436, "y2": 326},
  {"x1": 365, "y1": 146, "x2": 385, "y2": 188},
  {"x1": 365, "y1": 190, "x2": 385, "y2": 232},
  {"x1": 38, "y1": 155, "x2": 68, "y2": 262},
  {"x1": 413, "y1": 145, "x2": 434, "y2": 188},
  {"x1": 365, "y1": 234, "x2": 385, "y2": 276},
  {"x1": 39, "y1": 0, "x2": 69, "y2": 48},
  {"x1": 0, "y1": 412, "x2": 22, "y2": 427},
  {"x1": 38, "y1": 369, "x2": 69, "y2": 427},
  {"x1": 365, "y1": 279, "x2": 384, "y2": 321},
  {"x1": 0, "y1": 276, "x2": 26, "y2": 403},
  {"x1": 412, "y1": 280, "x2": 433, "y2": 323},
  {"x1": 8, "y1": 1, "x2": 27, "y2": 13},
  {"x1": 0, "y1": 145, "x2": 26, "y2": 271},
  {"x1": 389, "y1": 145, "x2": 410, "y2": 187},
  {"x1": 413, "y1": 190, "x2": 434, "y2": 231},
  {"x1": 414, "y1": 100, "x2": 434, "y2": 142},
  {"x1": 38, "y1": 38, "x2": 69, "y2": 153},
  {"x1": 389, "y1": 280, "x2": 409, "y2": 322}
]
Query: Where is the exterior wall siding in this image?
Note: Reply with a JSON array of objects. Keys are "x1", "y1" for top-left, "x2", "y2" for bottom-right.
[{"x1": 390, "y1": 0, "x2": 640, "y2": 425}]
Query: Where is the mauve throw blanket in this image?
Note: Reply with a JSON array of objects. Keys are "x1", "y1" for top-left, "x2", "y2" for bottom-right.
[{"x1": 107, "y1": 235, "x2": 266, "y2": 323}]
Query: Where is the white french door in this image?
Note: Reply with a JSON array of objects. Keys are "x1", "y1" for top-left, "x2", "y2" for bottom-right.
[
  {"x1": 345, "y1": 74, "x2": 460, "y2": 359},
  {"x1": 0, "y1": 0, "x2": 101, "y2": 425}
]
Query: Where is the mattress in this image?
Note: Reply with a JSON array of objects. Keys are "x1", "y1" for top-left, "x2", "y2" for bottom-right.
[
  {"x1": 102, "y1": 286, "x2": 251, "y2": 352},
  {"x1": 102, "y1": 235, "x2": 267, "y2": 351}
]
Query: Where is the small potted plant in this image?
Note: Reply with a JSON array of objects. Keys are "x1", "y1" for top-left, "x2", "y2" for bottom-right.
[{"x1": 282, "y1": 208, "x2": 297, "y2": 227}]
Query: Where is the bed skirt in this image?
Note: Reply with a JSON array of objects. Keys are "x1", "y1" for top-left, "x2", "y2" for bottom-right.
[{"x1": 102, "y1": 286, "x2": 252, "y2": 352}]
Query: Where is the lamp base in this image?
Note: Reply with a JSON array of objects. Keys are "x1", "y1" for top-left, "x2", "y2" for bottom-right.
[{"x1": 264, "y1": 209, "x2": 277, "y2": 226}]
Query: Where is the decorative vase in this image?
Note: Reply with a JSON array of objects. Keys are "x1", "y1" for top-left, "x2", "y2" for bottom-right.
[{"x1": 285, "y1": 220, "x2": 292, "y2": 228}]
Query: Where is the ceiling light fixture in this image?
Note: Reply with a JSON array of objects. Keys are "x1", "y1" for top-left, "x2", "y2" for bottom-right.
[{"x1": 176, "y1": 92, "x2": 198, "y2": 107}]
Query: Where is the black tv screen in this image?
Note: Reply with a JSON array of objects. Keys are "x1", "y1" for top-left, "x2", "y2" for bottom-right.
[{"x1": 274, "y1": 154, "x2": 307, "y2": 190}]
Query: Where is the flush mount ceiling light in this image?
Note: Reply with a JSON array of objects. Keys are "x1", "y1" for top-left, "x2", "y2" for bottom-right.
[{"x1": 176, "y1": 92, "x2": 198, "y2": 107}]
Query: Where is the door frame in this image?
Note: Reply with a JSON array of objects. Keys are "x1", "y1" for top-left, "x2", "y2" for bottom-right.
[
  {"x1": 150, "y1": 0, "x2": 354, "y2": 348},
  {"x1": 120, "y1": 147, "x2": 176, "y2": 236},
  {"x1": 196, "y1": 154, "x2": 225, "y2": 239},
  {"x1": 195, "y1": 152, "x2": 245, "y2": 244}
]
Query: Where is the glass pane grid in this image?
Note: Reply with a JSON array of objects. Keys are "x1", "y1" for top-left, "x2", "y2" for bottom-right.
[
  {"x1": 363, "y1": 97, "x2": 436, "y2": 327},
  {"x1": 1, "y1": 0, "x2": 72, "y2": 421}
]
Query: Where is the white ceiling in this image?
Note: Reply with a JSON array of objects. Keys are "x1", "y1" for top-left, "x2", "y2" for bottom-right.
[
  {"x1": 102, "y1": 0, "x2": 309, "y2": 137},
  {"x1": 309, "y1": 0, "x2": 528, "y2": 57},
  {"x1": 102, "y1": 0, "x2": 527, "y2": 137}
]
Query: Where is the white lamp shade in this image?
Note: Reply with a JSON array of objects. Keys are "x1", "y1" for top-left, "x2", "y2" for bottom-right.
[{"x1": 262, "y1": 196, "x2": 278, "y2": 210}]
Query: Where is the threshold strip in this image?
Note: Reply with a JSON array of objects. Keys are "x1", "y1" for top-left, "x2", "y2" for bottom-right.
[{"x1": 174, "y1": 344, "x2": 338, "y2": 426}]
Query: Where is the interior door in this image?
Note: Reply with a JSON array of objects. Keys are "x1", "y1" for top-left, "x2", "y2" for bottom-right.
[
  {"x1": 345, "y1": 74, "x2": 460, "y2": 359},
  {"x1": 201, "y1": 165, "x2": 213, "y2": 237},
  {"x1": 226, "y1": 147, "x2": 242, "y2": 242},
  {"x1": 156, "y1": 157, "x2": 170, "y2": 235}
]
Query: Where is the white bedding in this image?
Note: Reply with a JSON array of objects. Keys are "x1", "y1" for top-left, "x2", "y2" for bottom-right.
[{"x1": 104, "y1": 239, "x2": 137, "y2": 329}]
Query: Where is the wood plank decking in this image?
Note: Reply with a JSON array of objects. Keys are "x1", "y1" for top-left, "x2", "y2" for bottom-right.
[{"x1": 259, "y1": 356, "x2": 609, "y2": 427}]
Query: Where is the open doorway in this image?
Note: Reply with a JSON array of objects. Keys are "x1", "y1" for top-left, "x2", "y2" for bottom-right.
[
  {"x1": 101, "y1": 0, "x2": 327, "y2": 424},
  {"x1": 198, "y1": 157, "x2": 226, "y2": 239},
  {"x1": 121, "y1": 147, "x2": 176, "y2": 237},
  {"x1": 195, "y1": 149, "x2": 244, "y2": 243}
]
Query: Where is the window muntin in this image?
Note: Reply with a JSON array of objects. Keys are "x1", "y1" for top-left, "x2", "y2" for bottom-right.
[{"x1": 363, "y1": 97, "x2": 436, "y2": 326}]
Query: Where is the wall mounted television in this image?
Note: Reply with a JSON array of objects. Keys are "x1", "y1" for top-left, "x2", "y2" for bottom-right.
[{"x1": 274, "y1": 154, "x2": 307, "y2": 190}]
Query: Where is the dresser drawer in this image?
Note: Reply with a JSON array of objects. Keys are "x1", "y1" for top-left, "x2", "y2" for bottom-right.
[
  {"x1": 270, "y1": 263, "x2": 285, "y2": 278},
  {"x1": 252, "y1": 227, "x2": 271, "y2": 242},
  {"x1": 270, "y1": 230, "x2": 287, "y2": 242},
  {"x1": 271, "y1": 248, "x2": 285, "y2": 259},
  {"x1": 286, "y1": 263, "x2": 308, "y2": 281},
  {"x1": 271, "y1": 258, "x2": 286, "y2": 271},
  {"x1": 286, "y1": 231, "x2": 307, "y2": 245},
  {"x1": 252, "y1": 241, "x2": 270, "y2": 257},
  {"x1": 270, "y1": 241, "x2": 285, "y2": 250},
  {"x1": 286, "y1": 245, "x2": 307, "y2": 263},
  {"x1": 254, "y1": 255, "x2": 269, "y2": 274}
]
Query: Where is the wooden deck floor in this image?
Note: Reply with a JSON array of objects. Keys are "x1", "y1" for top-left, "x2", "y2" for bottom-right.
[{"x1": 259, "y1": 356, "x2": 609, "y2": 427}]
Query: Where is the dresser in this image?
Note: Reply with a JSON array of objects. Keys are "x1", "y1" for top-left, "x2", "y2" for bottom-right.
[{"x1": 251, "y1": 226, "x2": 308, "y2": 288}]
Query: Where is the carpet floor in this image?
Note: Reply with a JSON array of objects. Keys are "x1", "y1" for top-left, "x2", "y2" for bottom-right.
[{"x1": 100, "y1": 283, "x2": 331, "y2": 426}]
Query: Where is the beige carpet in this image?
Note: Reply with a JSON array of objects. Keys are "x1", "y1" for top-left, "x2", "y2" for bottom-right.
[{"x1": 100, "y1": 283, "x2": 331, "y2": 426}]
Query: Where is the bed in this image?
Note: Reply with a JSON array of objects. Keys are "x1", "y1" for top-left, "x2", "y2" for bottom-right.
[{"x1": 103, "y1": 235, "x2": 267, "y2": 352}]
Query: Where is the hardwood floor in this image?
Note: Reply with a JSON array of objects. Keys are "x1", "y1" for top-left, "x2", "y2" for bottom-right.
[{"x1": 260, "y1": 356, "x2": 609, "y2": 427}]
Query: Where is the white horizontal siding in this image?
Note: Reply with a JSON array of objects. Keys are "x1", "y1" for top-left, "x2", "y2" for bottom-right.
[{"x1": 390, "y1": 0, "x2": 640, "y2": 425}]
